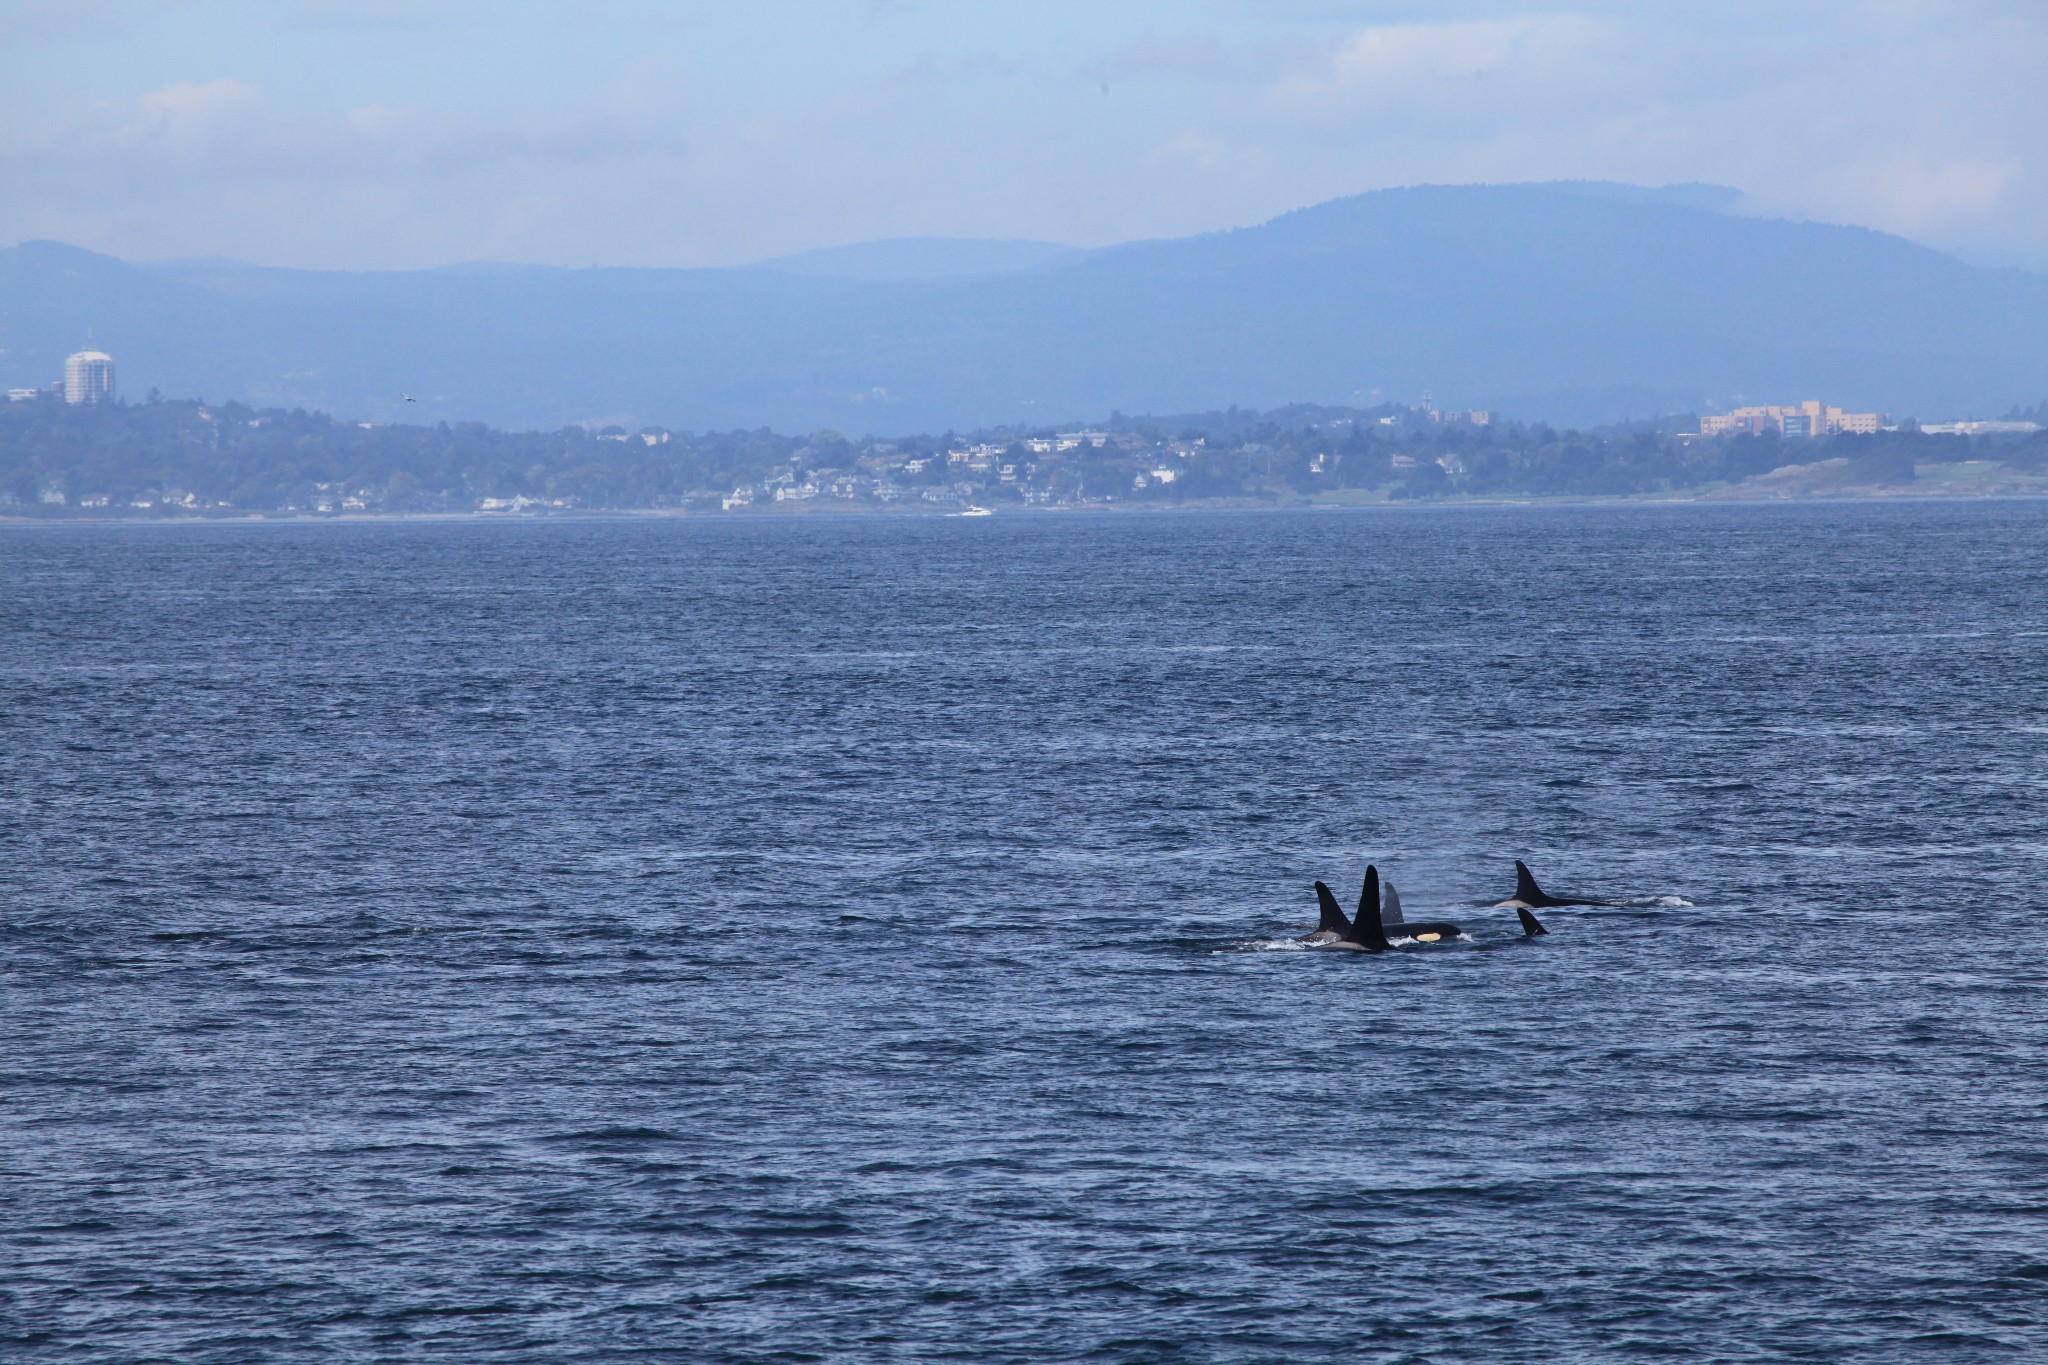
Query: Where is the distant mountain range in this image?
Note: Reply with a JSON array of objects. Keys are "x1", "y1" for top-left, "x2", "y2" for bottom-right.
[
  {"x1": 4, "y1": 182, "x2": 2044, "y2": 432},
  {"x1": 756, "y1": 237, "x2": 1091, "y2": 283}
]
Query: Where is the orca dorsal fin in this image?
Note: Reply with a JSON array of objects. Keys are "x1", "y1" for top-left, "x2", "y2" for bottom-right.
[
  {"x1": 1517, "y1": 907, "x2": 1549, "y2": 937},
  {"x1": 1345, "y1": 865, "x2": 1391, "y2": 951},
  {"x1": 1383, "y1": 882, "x2": 1405, "y2": 926},
  {"x1": 1313, "y1": 881, "x2": 1351, "y2": 936},
  {"x1": 1515, "y1": 860, "x2": 1548, "y2": 905}
]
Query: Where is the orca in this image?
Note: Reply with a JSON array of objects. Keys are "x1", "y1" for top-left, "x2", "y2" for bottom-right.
[
  {"x1": 1374, "y1": 876, "x2": 1465, "y2": 945},
  {"x1": 1303, "y1": 881, "x2": 1352, "y2": 945},
  {"x1": 1516, "y1": 907, "x2": 1550, "y2": 937},
  {"x1": 1495, "y1": 859, "x2": 1620, "y2": 910},
  {"x1": 1323, "y1": 866, "x2": 1388, "y2": 952},
  {"x1": 1323, "y1": 867, "x2": 1466, "y2": 951},
  {"x1": 1376, "y1": 881, "x2": 1457, "y2": 942}
]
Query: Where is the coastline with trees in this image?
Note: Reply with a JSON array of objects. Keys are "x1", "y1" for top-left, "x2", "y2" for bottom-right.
[{"x1": 3, "y1": 393, "x2": 2044, "y2": 519}]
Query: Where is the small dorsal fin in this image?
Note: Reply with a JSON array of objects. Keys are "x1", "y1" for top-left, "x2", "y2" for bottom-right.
[
  {"x1": 1313, "y1": 881, "x2": 1351, "y2": 935},
  {"x1": 1383, "y1": 882, "x2": 1405, "y2": 925},
  {"x1": 1517, "y1": 907, "x2": 1549, "y2": 937},
  {"x1": 1515, "y1": 859, "x2": 1547, "y2": 905}
]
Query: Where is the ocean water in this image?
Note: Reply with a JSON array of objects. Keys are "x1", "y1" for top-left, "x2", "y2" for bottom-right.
[{"x1": 4, "y1": 501, "x2": 2047, "y2": 1363}]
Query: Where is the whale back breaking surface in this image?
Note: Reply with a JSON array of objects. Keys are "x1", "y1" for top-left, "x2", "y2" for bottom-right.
[
  {"x1": 1512, "y1": 858, "x2": 1610, "y2": 907},
  {"x1": 1515, "y1": 863, "x2": 1605, "y2": 908},
  {"x1": 1378, "y1": 876, "x2": 1466, "y2": 943},
  {"x1": 1392, "y1": 920, "x2": 1463, "y2": 943}
]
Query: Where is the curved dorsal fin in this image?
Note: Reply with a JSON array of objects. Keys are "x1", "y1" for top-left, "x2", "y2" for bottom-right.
[
  {"x1": 1515, "y1": 859, "x2": 1548, "y2": 905},
  {"x1": 1313, "y1": 881, "x2": 1351, "y2": 935},
  {"x1": 1517, "y1": 907, "x2": 1549, "y2": 937},
  {"x1": 1383, "y1": 882, "x2": 1404, "y2": 925}
]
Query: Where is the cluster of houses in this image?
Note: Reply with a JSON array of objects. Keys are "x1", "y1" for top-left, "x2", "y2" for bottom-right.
[{"x1": 715, "y1": 431, "x2": 1198, "y2": 511}]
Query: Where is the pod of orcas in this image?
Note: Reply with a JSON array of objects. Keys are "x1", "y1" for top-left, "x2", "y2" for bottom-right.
[{"x1": 1304, "y1": 859, "x2": 1620, "y2": 950}]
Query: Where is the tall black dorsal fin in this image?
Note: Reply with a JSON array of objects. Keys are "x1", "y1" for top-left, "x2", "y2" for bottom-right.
[
  {"x1": 1313, "y1": 881, "x2": 1351, "y2": 936},
  {"x1": 1517, "y1": 907, "x2": 1549, "y2": 937},
  {"x1": 1345, "y1": 865, "x2": 1391, "y2": 951},
  {"x1": 1515, "y1": 860, "x2": 1548, "y2": 905},
  {"x1": 1383, "y1": 882, "x2": 1405, "y2": 926}
]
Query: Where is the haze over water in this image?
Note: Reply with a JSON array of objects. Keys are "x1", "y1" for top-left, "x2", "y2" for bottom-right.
[{"x1": 5, "y1": 501, "x2": 2048, "y2": 1361}]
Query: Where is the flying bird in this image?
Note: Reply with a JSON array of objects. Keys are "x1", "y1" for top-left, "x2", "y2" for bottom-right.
[{"x1": 402, "y1": 394, "x2": 417, "y2": 402}]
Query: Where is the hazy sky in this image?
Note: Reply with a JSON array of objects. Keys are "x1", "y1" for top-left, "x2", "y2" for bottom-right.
[{"x1": 4, "y1": 0, "x2": 2044, "y2": 271}]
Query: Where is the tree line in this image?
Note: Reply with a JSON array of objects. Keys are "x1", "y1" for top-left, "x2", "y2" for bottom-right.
[{"x1": 2, "y1": 394, "x2": 2042, "y2": 515}]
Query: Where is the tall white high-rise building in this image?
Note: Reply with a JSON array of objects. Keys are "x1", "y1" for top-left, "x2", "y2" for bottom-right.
[{"x1": 64, "y1": 350, "x2": 115, "y2": 405}]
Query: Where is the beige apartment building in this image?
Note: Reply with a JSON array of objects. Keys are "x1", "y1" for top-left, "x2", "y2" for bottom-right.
[{"x1": 1699, "y1": 400, "x2": 1885, "y2": 437}]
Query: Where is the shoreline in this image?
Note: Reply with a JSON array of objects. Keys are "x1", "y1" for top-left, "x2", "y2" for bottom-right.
[{"x1": 6, "y1": 479, "x2": 2048, "y2": 527}]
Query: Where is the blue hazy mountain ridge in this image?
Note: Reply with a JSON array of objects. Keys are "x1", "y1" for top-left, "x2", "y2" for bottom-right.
[
  {"x1": 755, "y1": 237, "x2": 1091, "y2": 282},
  {"x1": 1531, "y1": 181, "x2": 1747, "y2": 212},
  {"x1": 3, "y1": 183, "x2": 2045, "y2": 431}
]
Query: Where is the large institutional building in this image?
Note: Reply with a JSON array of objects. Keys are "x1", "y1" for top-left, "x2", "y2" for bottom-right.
[
  {"x1": 63, "y1": 349, "x2": 116, "y2": 405},
  {"x1": 1699, "y1": 400, "x2": 1883, "y2": 438}
]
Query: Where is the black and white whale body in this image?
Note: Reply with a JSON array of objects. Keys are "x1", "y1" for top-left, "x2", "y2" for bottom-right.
[
  {"x1": 1322, "y1": 867, "x2": 1466, "y2": 951},
  {"x1": 1375, "y1": 879, "x2": 1464, "y2": 944},
  {"x1": 1494, "y1": 860, "x2": 1622, "y2": 910},
  {"x1": 1307, "y1": 865, "x2": 1545, "y2": 949}
]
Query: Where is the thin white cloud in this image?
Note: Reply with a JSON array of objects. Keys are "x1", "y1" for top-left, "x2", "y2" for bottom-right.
[
  {"x1": 1298, "y1": 15, "x2": 1603, "y2": 99},
  {"x1": 134, "y1": 79, "x2": 268, "y2": 136}
]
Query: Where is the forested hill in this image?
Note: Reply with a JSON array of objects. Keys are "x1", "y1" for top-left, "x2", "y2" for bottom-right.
[
  {"x1": 7, "y1": 183, "x2": 2048, "y2": 433},
  {"x1": 5, "y1": 395, "x2": 2044, "y2": 517}
]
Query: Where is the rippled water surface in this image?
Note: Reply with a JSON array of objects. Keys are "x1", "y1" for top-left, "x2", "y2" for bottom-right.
[{"x1": 5, "y1": 502, "x2": 2048, "y2": 1363}]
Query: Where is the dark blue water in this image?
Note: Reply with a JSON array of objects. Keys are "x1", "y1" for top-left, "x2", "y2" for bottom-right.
[{"x1": 5, "y1": 502, "x2": 2048, "y2": 1363}]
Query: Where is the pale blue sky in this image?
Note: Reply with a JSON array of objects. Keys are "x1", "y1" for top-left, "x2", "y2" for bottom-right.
[{"x1": 4, "y1": 0, "x2": 2044, "y2": 270}]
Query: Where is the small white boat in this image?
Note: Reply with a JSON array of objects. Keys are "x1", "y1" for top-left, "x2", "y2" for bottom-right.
[{"x1": 953, "y1": 506, "x2": 994, "y2": 517}]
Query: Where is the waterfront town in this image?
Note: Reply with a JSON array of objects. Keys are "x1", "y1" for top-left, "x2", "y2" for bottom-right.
[{"x1": 5, "y1": 348, "x2": 2045, "y2": 516}]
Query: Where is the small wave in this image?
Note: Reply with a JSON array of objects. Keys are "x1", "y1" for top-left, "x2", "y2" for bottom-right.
[
  {"x1": 538, "y1": 1126, "x2": 684, "y2": 1145},
  {"x1": 731, "y1": 1220, "x2": 859, "y2": 1239},
  {"x1": 1633, "y1": 895, "x2": 1694, "y2": 907},
  {"x1": 1235, "y1": 938, "x2": 1311, "y2": 952}
]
